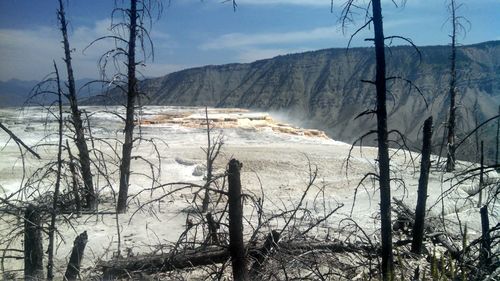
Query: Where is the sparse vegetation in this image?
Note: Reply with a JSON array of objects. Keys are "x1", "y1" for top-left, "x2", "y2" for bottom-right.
[{"x1": 0, "y1": 0, "x2": 499, "y2": 280}]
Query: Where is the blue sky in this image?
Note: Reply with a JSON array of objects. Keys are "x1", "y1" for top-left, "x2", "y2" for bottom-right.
[{"x1": 0, "y1": 0, "x2": 498, "y2": 81}]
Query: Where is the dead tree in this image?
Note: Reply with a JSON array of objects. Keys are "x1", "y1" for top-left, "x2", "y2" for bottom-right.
[
  {"x1": 57, "y1": 0, "x2": 95, "y2": 209},
  {"x1": 446, "y1": 0, "x2": 461, "y2": 172},
  {"x1": 47, "y1": 61, "x2": 64, "y2": 280},
  {"x1": 412, "y1": 117, "x2": 433, "y2": 254},
  {"x1": 24, "y1": 205, "x2": 44, "y2": 281},
  {"x1": 340, "y1": 0, "x2": 394, "y2": 278},
  {"x1": 227, "y1": 159, "x2": 249, "y2": 281},
  {"x1": 202, "y1": 106, "x2": 224, "y2": 212},
  {"x1": 116, "y1": 0, "x2": 139, "y2": 214},
  {"x1": 64, "y1": 231, "x2": 88, "y2": 281},
  {"x1": 479, "y1": 206, "x2": 491, "y2": 269},
  {"x1": 496, "y1": 106, "x2": 499, "y2": 170},
  {"x1": 66, "y1": 140, "x2": 81, "y2": 214},
  {"x1": 478, "y1": 141, "x2": 484, "y2": 207}
]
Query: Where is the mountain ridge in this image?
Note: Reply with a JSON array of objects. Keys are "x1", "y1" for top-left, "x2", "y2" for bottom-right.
[{"x1": 130, "y1": 41, "x2": 498, "y2": 154}]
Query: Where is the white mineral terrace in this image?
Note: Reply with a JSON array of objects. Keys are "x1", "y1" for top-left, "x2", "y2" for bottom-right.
[{"x1": 138, "y1": 107, "x2": 329, "y2": 139}]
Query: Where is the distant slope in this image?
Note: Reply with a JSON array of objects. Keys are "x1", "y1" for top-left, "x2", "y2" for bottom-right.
[
  {"x1": 0, "y1": 79, "x2": 38, "y2": 107},
  {"x1": 0, "y1": 78, "x2": 101, "y2": 107},
  {"x1": 96, "y1": 41, "x2": 500, "y2": 159}
]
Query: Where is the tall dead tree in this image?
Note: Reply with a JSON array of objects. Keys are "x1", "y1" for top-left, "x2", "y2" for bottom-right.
[
  {"x1": 372, "y1": 1, "x2": 394, "y2": 278},
  {"x1": 47, "y1": 62, "x2": 64, "y2": 280},
  {"x1": 57, "y1": 0, "x2": 96, "y2": 209},
  {"x1": 496, "y1": 105, "x2": 499, "y2": 170},
  {"x1": 446, "y1": 0, "x2": 459, "y2": 172},
  {"x1": 411, "y1": 117, "x2": 433, "y2": 254},
  {"x1": 341, "y1": 0, "x2": 394, "y2": 279},
  {"x1": 116, "y1": 0, "x2": 139, "y2": 213}
]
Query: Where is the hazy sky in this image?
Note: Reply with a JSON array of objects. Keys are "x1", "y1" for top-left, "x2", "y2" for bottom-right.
[{"x1": 0, "y1": 0, "x2": 498, "y2": 81}]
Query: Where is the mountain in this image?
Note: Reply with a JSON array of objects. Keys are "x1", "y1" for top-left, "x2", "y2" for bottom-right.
[
  {"x1": 0, "y1": 78, "x2": 101, "y2": 107},
  {"x1": 0, "y1": 79, "x2": 39, "y2": 107},
  {"x1": 96, "y1": 41, "x2": 500, "y2": 160}
]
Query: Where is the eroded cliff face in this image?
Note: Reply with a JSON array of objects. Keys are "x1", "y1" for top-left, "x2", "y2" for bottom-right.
[{"x1": 98, "y1": 41, "x2": 500, "y2": 158}]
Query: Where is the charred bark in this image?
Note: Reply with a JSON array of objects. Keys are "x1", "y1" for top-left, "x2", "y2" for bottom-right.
[
  {"x1": 478, "y1": 141, "x2": 484, "y2": 207},
  {"x1": 24, "y1": 205, "x2": 44, "y2": 281},
  {"x1": 58, "y1": 0, "x2": 95, "y2": 209},
  {"x1": 479, "y1": 206, "x2": 491, "y2": 268},
  {"x1": 205, "y1": 212, "x2": 220, "y2": 245},
  {"x1": 446, "y1": 0, "x2": 458, "y2": 172},
  {"x1": 371, "y1": 0, "x2": 394, "y2": 279},
  {"x1": 64, "y1": 231, "x2": 88, "y2": 281},
  {"x1": 411, "y1": 116, "x2": 433, "y2": 254},
  {"x1": 47, "y1": 61, "x2": 64, "y2": 280},
  {"x1": 227, "y1": 159, "x2": 249, "y2": 280},
  {"x1": 66, "y1": 140, "x2": 81, "y2": 214},
  {"x1": 117, "y1": 0, "x2": 138, "y2": 214},
  {"x1": 99, "y1": 240, "x2": 375, "y2": 277}
]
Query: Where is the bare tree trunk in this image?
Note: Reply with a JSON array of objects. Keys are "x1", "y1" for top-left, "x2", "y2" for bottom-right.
[
  {"x1": 202, "y1": 106, "x2": 212, "y2": 212},
  {"x1": 24, "y1": 205, "x2": 44, "y2": 281},
  {"x1": 371, "y1": 0, "x2": 394, "y2": 279},
  {"x1": 227, "y1": 159, "x2": 249, "y2": 281},
  {"x1": 64, "y1": 231, "x2": 88, "y2": 281},
  {"x1": 58, "y1": 0, "x2": 95, "y2": 209},
  {"x1": 446, "y1": 0, "x2": 458, "y2": 172},
  {"x1": 496, "y1": 106, "x2": 499, "y2": 170},
  {"x1": 478, "y1": 141, "x2": 484, "y2": 207},
  {"x1": 205, "y1": 212, "x2": 219, "y2": 245},
  {"x1": 479, "y1": 205, "x2": 491, "y2": 268},
  {"x1": 117, "y1": 0, "x2": 138, "y2": 214},
  {"x1": 47, "y1": 61, "x2": 64, "y2": 280},
  {"x1": 412, "y1": 116, "x2": 433, "y2": 254},
  {"x1": 66, "y1": 140, "x2": 81, "y2": 215}
]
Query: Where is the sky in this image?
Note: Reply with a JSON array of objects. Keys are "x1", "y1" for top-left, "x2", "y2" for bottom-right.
[{"x1": 0, "y1": 0, "x2": 499, "y2": 82}]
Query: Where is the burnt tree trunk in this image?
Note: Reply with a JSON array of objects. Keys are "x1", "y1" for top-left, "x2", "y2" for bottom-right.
[
  {"x1": 47, "y1": 61, "x2": 64, "y2": 280},
  {"x1": 64, "y1": 231, "x2": 88, "y2": 281},
  {"x1": 227, "y1": 159, "x2": 249, "y2": 281},
  {"x1": 371, "y1": 0, "x2": 394, "y2": 279},
  {"x1": 66, "y1": 140, "x2": 81, "y2": 214},
  {"x1": 202, "y1": 107, "x2": 212, "y2": 212},
  {"x1": 117, "y1": 0, "x2": 138, "y2": 213},
  {"x1": 496, "y1": 105, "x2": 499, "y2": 170},
  {"x1": 58, "y1": 0, "x2": 95, "y2": 209},
  {"x1": 446, "y1": 0, "x2": 458, "y2": 172},
  {"x1": 478, "y1": 141, "x2": 484, "y2": 207},
  {"x1": 205, "y1": 212, "x2": 219, "y2": 245},
  {"x1": 479, "y1": 206, "x2": 491, "y2": 268},
  {"x1": 412, "y1": 116, "x2": 433, "y2": 254},
  {"x1": 24, "y1": 205, "x2": 44, "y2": 281}
]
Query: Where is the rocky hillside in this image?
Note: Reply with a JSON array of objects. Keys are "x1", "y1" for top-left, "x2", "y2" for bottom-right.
[{"x1": 104, "y1": 41, "x2": 500, "y2": 159}]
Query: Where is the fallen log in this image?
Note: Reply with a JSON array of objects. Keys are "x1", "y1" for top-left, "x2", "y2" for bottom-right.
[{"x1": 99, "y1": 240, "x2": 375, "y2": 278}]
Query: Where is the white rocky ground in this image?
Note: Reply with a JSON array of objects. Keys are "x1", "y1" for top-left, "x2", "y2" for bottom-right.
[{"x1": 0, "y1": 106, "x2": 498, "y2": 279}]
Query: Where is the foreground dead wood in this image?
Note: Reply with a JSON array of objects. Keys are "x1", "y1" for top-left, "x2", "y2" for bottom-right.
[
  {"x1": 24, "y1": 205, "x2": 44, "y2": 281},
  {"x1": 64, "y1": 231, "x2": 88, "y2": 281},
  {"x1": 393, "y1": 198, "x2": 461, "y2": 259},
  {"x1": 99, "y1": 240, "x2": 375, "y2": 278}
]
